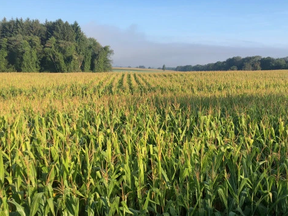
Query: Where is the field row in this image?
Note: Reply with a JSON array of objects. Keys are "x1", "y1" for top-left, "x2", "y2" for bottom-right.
[
  {"x1": 1, "y1": 71, "x2": 288, "y2": 215},
  {"x1": 1, "y1": 72, "x2": 288, "y2": 100}
]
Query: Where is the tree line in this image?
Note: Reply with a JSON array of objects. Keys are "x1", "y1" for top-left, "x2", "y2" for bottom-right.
[
  {"x1": 0, "y1": 18, "x2": 113, "y2": 72},
  {"x1": 175, "y1": 56, "x2": 288, "y2": 71}
]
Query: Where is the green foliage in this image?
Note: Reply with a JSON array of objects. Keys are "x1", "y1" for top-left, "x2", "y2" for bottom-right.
[
  {"x1": 0, "y1": 18, "x2": 113, "y2": 72},
  {"x1": 0, "y1": 38, "x2": 9, "y2": 71},
  {"x1": 21, "y1": 40, "x2": 39, "y2": 72},
  {"x1": 176, "y1": 55, "x2": 288, "y2": 71},
  {"x1": 1, "y1": 71, "x2": 288, "y2": 214}
]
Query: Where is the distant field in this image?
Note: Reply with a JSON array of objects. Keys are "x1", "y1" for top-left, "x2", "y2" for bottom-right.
[
  {"x1": 113, "y1": 67, "x2": 165, "y2": 73},
  {"x1": 1, "y1": 71, "x2": 288, "y2": 215}
]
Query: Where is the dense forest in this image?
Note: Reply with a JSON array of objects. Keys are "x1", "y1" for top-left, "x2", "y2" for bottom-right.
[
  {"x1": 175, "y1": 56, "x2": 288, "y2": 71},
  {"x1": 0, "y1": 18, "x2": 113, "y2": 72}
]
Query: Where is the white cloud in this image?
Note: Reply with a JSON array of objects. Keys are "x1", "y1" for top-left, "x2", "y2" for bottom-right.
[{"x1": 82, "y1": 22, "x2": 288, "y2": 68}]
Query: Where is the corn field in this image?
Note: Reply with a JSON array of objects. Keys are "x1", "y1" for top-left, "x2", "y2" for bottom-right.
[{"x1": 1, "y1": 71, "x2": 288, "y2": 215}]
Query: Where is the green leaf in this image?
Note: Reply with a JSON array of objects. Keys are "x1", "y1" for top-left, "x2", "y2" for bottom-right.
[
  {"x1": 8, "y1": 199, "x2": 26, "y2": 216},
  {"x1": 47, "y1": 198, "x2": 55, "y2": 216},
  {"x1": 29, "y1": 193, "x2": 44, "y2": 216},
  {"x1": 217, "y1": 188, "x2": 228, "y2": 209},
  {"x1": 0, "y1": 149, "x2": 4, "y2": 184},
  {"x1": 120, "y1": 201, "x2": 134, "y2": 214},
  {"x1": 143, "y1": 191, "x2": 150, "y2": 211}
]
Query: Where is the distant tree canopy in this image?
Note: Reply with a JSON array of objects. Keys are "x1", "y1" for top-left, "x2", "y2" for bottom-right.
[
  {"x1": 175, "y1": 56, "x2": 288, "y2": 71},
  {"x1": 0, "y1": 18, "x2": 113, "y2": 72}
]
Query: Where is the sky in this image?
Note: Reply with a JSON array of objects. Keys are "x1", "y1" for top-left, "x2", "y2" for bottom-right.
[{"x1": 1, "y1": 0, "x2": 288, "y2": 67}]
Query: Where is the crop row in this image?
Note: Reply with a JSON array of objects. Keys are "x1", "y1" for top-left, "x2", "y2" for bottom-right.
[
  {"x1": 1, "y1": 71, "x2": 288, "y2": 215},
  {"x1": 1, "y1": 72, "x2": 288, "y2": 101}
]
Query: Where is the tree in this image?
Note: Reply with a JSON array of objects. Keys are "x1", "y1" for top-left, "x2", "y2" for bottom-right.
[
  {"x1": 0, "y1": 18, "x2": 114, "y2": 72},
  {"x1": 102, "y1": 46, "x2": 113, "y2": 72},
  {"x1": 21, "y1": 40, "x2": 39, "y2": 72},
  {"x1": 72, "y1": 21, "x2": 86, "y2": 71},
  {"x1": 5, "y1": 35, "x2": 40, "y2": 72},
  {"x1": 42, "y1": 37, "x2": 67, "y2": 72},
  {"x1": 162, "y1": 64, "x2": 166, "y2": 71},
  {"x1": 226, "y1": 57, "x2": 242, "y2": 70},
  {"x1": 0, "y1": 38, "x2": 9, "y2": 71},
  {"x1": 229, "y1": 66, "x2": 237, "y2": 71},
  {"x1": 274, "y1": 59, "x2": 286, "y2": 69},
  {"x1": 174, "y1": 55, "x2": 288, "y2": 72}
]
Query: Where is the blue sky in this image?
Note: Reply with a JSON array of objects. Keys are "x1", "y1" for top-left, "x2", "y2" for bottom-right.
[{"x1": 1, "y1": 0, "x2": 288, "y2": 66}]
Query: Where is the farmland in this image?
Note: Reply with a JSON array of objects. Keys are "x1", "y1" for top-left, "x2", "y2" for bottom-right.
[
  {"x1": 1, "y1": 71, "x2": 288, "y2": 215},
  {"x1": 112, "y1": 67, "x2": 164, "y2": 73}
]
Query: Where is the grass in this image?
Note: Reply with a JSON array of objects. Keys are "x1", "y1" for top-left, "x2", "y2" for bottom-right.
[{"x1": 1, "y1": 71, "x2": 288, "y2": 215}]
